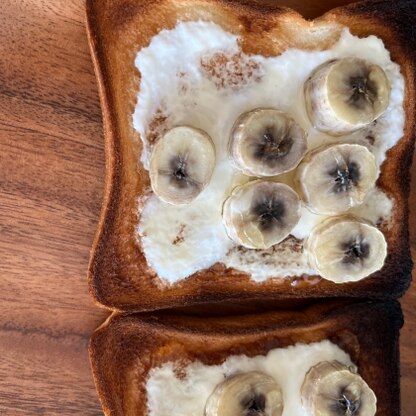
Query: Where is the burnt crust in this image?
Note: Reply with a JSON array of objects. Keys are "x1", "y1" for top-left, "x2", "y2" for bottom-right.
[
  {"x1": 86, "y1": 0, "x2": 415, "y2": 312},
  {"x1": 89, "y1": 300, "x2": 403, "y2": 415}
]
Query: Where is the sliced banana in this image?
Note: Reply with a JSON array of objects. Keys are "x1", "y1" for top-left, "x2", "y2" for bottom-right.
[
  {"x1": 301, "y1": 360, "x2": 377, "y2": 416},
  {"x1": 149, "y1": 126, "x2": 215, "y2": 205},
  {"x1": 295, "y1": 143, "x2": 377, "y2": 215},
  {"x1": 305, "y1": 215, "x2": 387, "y2": 283},
  {"x1": 222, "y1": 180, "x2": 301, "y2": 249},
  {"x1": 304, "y1": 58, "x2": 391, "y2": 135},
  {"x1": 229, "y1": 109, "x2": 307, "y2": 176},
  {"x1": 205, "y1": 371, "x2": 283, "y2": 416}
]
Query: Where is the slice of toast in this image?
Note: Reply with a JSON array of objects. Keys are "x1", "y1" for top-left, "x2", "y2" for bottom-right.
[
  {"x1": 86, "y1": 0, "x2": 415, "y2": 312},
  {"x1": 89, "y1": 300, "x2": 403, "y2": 415}
]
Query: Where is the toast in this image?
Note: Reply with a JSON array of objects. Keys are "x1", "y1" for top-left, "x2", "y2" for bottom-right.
[
  {"x1": 86, "y1": 0, "x2": 415, "y2": 312},
  {"x1": 89, "y1": 300, "x2": 403, "y2": 415}
]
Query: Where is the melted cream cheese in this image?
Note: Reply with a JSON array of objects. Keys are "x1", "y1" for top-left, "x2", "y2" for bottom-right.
[
  {"x1": 133, "y1": 21, "x2": 405, "y2": 283},
  {"x1": 146, "y1": 340, "x2": 355, "y2": 416}
]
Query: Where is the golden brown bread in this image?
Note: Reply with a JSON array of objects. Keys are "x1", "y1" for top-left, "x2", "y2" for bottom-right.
[
  {"x1": 86, "y1": 0, "x2": 415, "y2": 312},
  {"x1": 89, "y1": 300, "x2": 403, "y2": 415}
]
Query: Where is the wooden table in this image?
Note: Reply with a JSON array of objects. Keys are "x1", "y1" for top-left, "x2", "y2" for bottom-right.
[{"x1": 0, "y1": 0, "x2": 414, "y2": 414}]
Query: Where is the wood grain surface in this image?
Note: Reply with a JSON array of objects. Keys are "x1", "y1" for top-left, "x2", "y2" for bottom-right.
[{"x1": 0, "y1": 0, "x2": 414, "y2": 414}]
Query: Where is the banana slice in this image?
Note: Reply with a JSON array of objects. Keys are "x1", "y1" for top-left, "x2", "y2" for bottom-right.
[
  {"x1": 305, "y1": 215, "x2": 387, "y2": 283},
  {"x1": 149, "y1": 126, "x2": 216, "y2": 205},
  {"x1": 222, "y1": 180, "x2": 301, "y2": 249},
  {"x1": 205, "y1": 371, "x2": 283, "y2": 416},
  {"x1": 301, "y1": 360, "x2": 377, "y2": 416},
  {"x1": 296, "y1": 143, "x2": 377, "y2": 215},
  {"x1": 229, "y1": 109, "x2": 307, "y2": 176},
  {"x1": 304, "y1": 58, "x2": 390, "y2": 135}
]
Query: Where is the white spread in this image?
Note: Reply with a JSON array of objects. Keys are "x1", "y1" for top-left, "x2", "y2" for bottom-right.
[
  {"x1": 133, "y1": 21, "x2": 405, "y2": 283},
  {"x1": 146, "y1": 340, "x2": 354, "y2": 416}
]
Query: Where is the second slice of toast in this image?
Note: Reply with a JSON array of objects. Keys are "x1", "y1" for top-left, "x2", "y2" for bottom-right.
[{"x1": 89, "y1": 300, "x2": 403, "y2": 415}]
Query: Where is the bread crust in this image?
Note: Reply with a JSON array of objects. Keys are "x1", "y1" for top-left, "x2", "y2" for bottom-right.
[
  {"x1": 86, "y1": 0, "x2": 415, "y2": 312},
  {"x1": 89, "y1": 300, "x2": 403, "y2": 415}
]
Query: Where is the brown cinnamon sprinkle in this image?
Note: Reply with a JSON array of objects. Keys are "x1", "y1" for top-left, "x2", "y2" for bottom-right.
[
  {"x1": 200, "y1": 52, "x2": 263, "y2": 90},
  {"x1": 147, "y1": 109, "x2": 167, "y2": 144},
  {"x1": 172, "y1": 224, "x2": 186, "y2": 245}
]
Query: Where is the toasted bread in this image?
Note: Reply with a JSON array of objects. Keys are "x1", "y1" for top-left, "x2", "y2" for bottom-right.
[
  {"x1": 89, "y1": 300, "x2": 403, "y2": 415},
  {"x1": 86, "y1": 0, "x2": 415, "y2": 312}
]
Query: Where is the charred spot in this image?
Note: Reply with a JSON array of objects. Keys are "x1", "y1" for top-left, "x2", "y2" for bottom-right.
[
  {"x1": 253, "y1": 127, "x2": 293, "y2": 167},
  {"x1": 241, "y1": 393, "x2": 266, "y2": 415},
  {"x1": 252, "y1": 194, "x2": 286, "y2": 232},
  {"x1": 348, "y1": 75, "x2": 378, "y2": 109},
  {"x1": 239, "y1": 14, "x2": 273, "y2": 33},
  {"x1": 341, "y1": 238, "x2": 370, "y2": 264},
  {"x1": 112, "y1": 0, "x2": 149, "y2": 27},
  {"x1": 328, "y1": 161, "x2": 360, "y2": 194}
]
